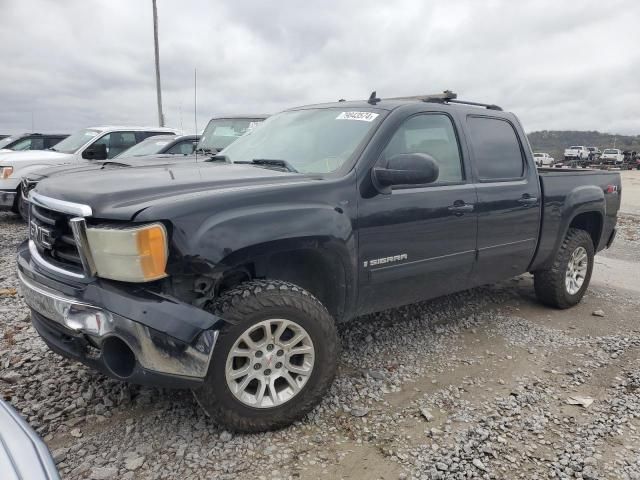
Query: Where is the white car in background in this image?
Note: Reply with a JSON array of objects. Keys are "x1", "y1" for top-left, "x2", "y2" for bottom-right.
[
  {"x1": 0, "y1": 125, "x2": 178, "y2": 213},
  {"x1": 600, "y1": 148, "x2": 624, "y2": 166},
  {"x1": 533, "y1": 152, "x2": 554, "y2": 167}
]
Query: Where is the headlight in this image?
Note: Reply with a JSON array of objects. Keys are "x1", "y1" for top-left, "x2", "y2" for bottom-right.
[
  {"x1": 86, "y1": 223, "x2": 168, "y2": 282},
  {"x1": 0, "y1": 166, "x2": 13, "y2": 179}
]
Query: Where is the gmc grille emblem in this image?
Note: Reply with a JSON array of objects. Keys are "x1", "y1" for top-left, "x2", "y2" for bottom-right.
[{"x1": 30, "y1": 221, "x2": 54, "y2": 250}]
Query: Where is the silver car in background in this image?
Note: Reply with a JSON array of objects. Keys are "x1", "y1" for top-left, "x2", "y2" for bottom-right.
[{"x1": 0, "y1": 399, "x2": 60, "y2": 480}]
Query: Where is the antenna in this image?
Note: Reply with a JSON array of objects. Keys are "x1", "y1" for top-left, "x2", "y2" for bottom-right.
[
  {"x1": 194, "y1": 68, "x2": 198, "y2": 162},
  {"x1": 367, "y1": 91, "x2": 381, "y2": 105}
]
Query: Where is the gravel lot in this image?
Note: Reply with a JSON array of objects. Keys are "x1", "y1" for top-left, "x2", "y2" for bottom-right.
[{"x1": 2, "y1": 174, "x2": 640, "y2": 479}]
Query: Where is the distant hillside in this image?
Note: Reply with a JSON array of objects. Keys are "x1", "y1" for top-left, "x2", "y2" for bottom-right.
[{"x1": 527, "y1": 131, "x2": 640, "y2": 160}]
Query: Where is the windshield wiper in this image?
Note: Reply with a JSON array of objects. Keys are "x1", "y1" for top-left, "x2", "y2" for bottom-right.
[
  {"x1": 236, "y1": 159, "x2": 299, "y2": 173},
  {"x1": 99, "y1": 161, "x2": 130, "y2": 169},
  {"x1": 196, "y1": 147, "x2": 224, "y2": 156},
  {"x1": 205, "y1": 154, "x2": 228, "y2": 162}
]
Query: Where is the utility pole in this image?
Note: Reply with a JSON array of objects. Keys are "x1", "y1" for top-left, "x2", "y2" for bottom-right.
[{"x1": 152, "y1": 0, "x2": 165, "y2": 127}]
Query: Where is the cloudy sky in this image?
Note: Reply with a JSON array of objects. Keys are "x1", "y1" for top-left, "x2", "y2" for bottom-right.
[{"x1": 1, "y1": 0, "x2": 639, "y2": 136}]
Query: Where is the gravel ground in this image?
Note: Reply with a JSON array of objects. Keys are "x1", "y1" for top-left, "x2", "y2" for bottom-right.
[{"x1": 2, "y1": 210, "x2": 640, "y2": 480}]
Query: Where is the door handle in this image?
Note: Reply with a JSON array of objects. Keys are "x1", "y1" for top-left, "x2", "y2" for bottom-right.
[
  {"x1": 518, "y1": 195, "x2": 538, "y2": 205},
  {"x1": 448, "y1": 203, "x2": 474, "y2": 215}
]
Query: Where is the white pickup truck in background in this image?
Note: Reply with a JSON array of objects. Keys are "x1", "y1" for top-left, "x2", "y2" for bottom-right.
[
  {"x1": 601, "y1": 148, "x2": 624, "y2": 165},
  {"x1": 533, "y1": 152, "x2": 555, "y2": 167},
  {"x1": 563, "y1": 145, "x2": 590, "y2": 163},
  {"x1": 0, "y1": 125, "x2": 178, "y2": 213}
]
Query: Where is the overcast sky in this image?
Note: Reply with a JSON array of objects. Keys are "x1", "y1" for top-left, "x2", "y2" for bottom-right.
[{"x1": 1, "y1": 0, "x2": 639, "y2": 136}]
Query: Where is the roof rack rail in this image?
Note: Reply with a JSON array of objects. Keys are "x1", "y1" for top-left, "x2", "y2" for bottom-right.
[{"x1": 385, "y1": 90, "x2": 503, "y2": 111}]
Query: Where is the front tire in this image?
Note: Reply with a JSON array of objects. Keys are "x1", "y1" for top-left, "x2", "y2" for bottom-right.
[
  {"x1": 534, "y1": 228, "x2": 594, "y2": 309},
  {"x1": 16, "y1": 189, "x2": 28, "y2": 220},
  {"x1": 193, "y1": 280, "x2": 338, "y2": 432}
]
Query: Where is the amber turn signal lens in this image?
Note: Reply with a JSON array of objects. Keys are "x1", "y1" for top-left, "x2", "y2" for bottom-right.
[{"x1": 136, "y1": 224, "x2": 168, "y2": 280}]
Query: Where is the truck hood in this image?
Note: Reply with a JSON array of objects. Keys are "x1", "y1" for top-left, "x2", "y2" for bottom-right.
[
  {"x1": 34, "y1": 162, "x2": 311, "y2": 219},
  {"x1": 0, "y1": 149, "x2": 75, "y2": 164},
  {"x1": 26, "y1": 154, "x2": 201, "y2": 181}
]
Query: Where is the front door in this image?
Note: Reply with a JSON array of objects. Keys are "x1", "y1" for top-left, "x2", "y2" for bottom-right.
[{"x1": 357, "y1": 112, "x2": 478, "y2": 314}]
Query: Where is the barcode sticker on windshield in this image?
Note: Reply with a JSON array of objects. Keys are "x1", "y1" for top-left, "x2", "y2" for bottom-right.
[{"x1": 336, "y1": 112, "x2": 379, "y2": 122}]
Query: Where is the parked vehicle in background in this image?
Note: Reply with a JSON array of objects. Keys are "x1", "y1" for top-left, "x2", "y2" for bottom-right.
[
  {"x1": 533, "y1": 152, "x2": 554, "y2": 167},
  {"x1": 115, "y1": 134, "x2": 200, "y2": 159},
  {"x1": 196, "y1": 115, "x2": 267, "y2": 154},
  {"x1": 15, "y1": 117, "x2": 266, "y2": 220},
  {"x1": 0, "y1": 133, "x2": 68, "y2": 153},
  {"x1": 0, "y1": 125, "x2": 178, "y2": 214},
  {"x1": 0, "y1": 134, "x2": 10, "y2": 141},
  {"x1": 621, "y1": 150, "x2": 637, "y2": 170},
  {"x1": 601, "y1": 148, "x2": 624, "y2": 166},
  {"x1": 564, "y1": 145, "x2": 590, "y2": 166},
  {"x1": 0, "y1": 399, "x2": 60, "y2": 480},
  {"x1": 18, "y1": 91, "x2": 620, "y2": 432},
  {"x1": 587, "y1": 147, "x2": 601, "y2": 163}
]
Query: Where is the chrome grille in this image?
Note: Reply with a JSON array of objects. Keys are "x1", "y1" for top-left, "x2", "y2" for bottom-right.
[
  {"x1": 29, "y1": 203, "x2": 83, "y2": 273},
  {"x1": 21, "y1": 178, "x2": 38, "y2": 200}
]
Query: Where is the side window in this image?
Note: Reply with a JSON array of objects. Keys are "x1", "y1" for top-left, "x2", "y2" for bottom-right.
[
  {"x1": 29, "y1": 137, "x2": 45, "y2": 150},
  {"x1": 380, "y1": 114, "x2": 463, "y2": 184},
  {"x1": 467, "y1": 116, "x2": 525, "y2": 180},
  {"x1": 44, "y1": 137, "x2": 64, "y2": 148},
  {"x1": 93, "y1": 132, "x2": 137, "y2": 158},
  {"x1": 165, "y1": 140, "x2": 196, "y2": 155}
]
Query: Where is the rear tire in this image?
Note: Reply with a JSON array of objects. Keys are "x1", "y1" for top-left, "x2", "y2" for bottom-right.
[
  {"x1": 534, "y1": 228, "x2": 594, "y2": 309},
  {"x1": 193, "y1": 280, "x2": 338, "y2": 432}
]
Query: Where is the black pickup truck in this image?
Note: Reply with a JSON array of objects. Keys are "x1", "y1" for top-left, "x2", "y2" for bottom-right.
[{"x1": 17, "y1": 92, "x2": 621, "y2": 432}]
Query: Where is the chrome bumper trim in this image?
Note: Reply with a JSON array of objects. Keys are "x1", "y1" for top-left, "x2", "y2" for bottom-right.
[
  {"x1": 29, "y1": 192, "x2": 92, "y2": 217},
  {"x1": 18, "y1": 270, "x2": 217, "y2": 379}
]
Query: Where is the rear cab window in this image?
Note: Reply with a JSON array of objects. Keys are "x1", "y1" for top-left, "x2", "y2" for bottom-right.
[{"x1": 466, "y1": 116, "x2": 525, "y2": 181}]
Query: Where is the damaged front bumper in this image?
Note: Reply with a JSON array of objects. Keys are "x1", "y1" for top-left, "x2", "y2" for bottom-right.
[{"x1": 17, "y1": 241, "x2": 221, "y2": 388}]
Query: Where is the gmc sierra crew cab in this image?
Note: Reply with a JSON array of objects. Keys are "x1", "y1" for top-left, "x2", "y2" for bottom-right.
[{"x1": 17, "y1": 92, "x2": 620, "y2": 432}]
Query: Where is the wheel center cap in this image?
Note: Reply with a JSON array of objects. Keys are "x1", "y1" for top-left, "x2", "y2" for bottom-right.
[{"x1": 264, "y1": 352, "x2": 274, "y2": 367}]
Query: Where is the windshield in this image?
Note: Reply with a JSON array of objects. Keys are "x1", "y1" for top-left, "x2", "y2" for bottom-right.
[
  {"x1": 0, "y1": 136, "x2": 17, "y2": 149},
  {"x1": 569, "y1": 146, "x2": 582, "y2": 149},
  {"x1": 534, "y1": 153, "x2": 543, "y2": 157},
  {"x1": 115, "y1": 136, "x2": 171, "y2": 158},
  {"x1": 220, "y1": 109, "x2": 382, "y2": 174},
  {"x1": 52, "y1": 129, "x2": 100, "y2": 154},
  {"x1": 603, "y1": 149, "x2": 619, "y2": 154},
  {"x1": 197, "y1": 118, "x2": 264, "y2": 152}
]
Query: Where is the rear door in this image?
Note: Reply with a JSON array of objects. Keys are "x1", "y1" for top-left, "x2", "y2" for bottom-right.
[
  {"x1": 357, "y1": 111, "x2": 478, "y2": 314},
  {"x1": 465, "y1": 115, "x2": 540, "y2": 285}
]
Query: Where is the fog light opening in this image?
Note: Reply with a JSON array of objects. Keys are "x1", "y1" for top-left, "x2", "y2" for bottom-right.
[{"x1": 102, "y1": 337, "x2": 136, "y2": 378}]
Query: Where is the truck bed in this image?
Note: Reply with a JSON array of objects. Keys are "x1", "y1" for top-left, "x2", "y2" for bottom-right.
[{"x1": 530, "y1": 168, "x2": 621, "y2": 271}]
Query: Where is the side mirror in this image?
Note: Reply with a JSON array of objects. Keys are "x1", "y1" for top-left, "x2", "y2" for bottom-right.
[
  {"x1": 82, "y1": 143, "x2": 108, "y2": 160},
  {"x1": 372, "y1": 153, "x2": 439, "y2": 193}
]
